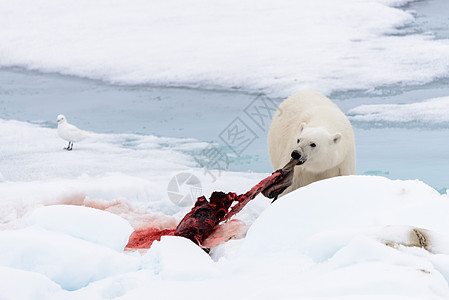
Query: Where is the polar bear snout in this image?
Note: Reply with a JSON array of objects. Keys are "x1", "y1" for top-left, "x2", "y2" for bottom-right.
[
  {"x1": 291, "y1": 150, "x2": 306, "y2": 165},
  {"x1": 291, "y1": 150, "x2": 301, "y2": 160}
]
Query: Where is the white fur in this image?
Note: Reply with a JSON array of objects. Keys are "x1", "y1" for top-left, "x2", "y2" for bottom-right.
[{"x1": 267, "y1": 90, "x2": 356, "y2": 196}]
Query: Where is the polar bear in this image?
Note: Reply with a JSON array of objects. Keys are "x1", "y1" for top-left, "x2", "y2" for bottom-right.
[{"x1": 266, "y1": 90, "x2": 356, "y2": 197}]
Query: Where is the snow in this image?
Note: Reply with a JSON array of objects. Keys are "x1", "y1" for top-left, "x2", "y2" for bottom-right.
[
  {"x1": 28, "y1": 205, "x2": 134, "y2": 251},
  {"x1": 0, "y1": 119, "x2": 269, "y2": 234},
  {"x1": 348, "y1": 96, "x2": 449, "y2": 127},
  {"x1": 0, "y1": 266, "x2": 64, "y2": 300},
  {"x1": 0, "y1": 227, "x2": 140, "y2": 291},
  {"x1": 0, "y1": 118, "x2": 202, "y2": 183},
  {"x1": 1, "y1": 0, "x2": 449, "y2": 298},
  {"x1": 240, "y1": 175, "x2": 447, "y2": 257},
  {"x1": 0, "y1": 0, "x2": 449, "y2": 96},
  {"x1": 142, "y1": 236, "x2": 220, "y2": 280}
]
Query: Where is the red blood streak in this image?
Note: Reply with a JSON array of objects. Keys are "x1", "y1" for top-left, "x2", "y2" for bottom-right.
[{"x1": 125, "y1": 227, "x2": 176, "y2": 250}]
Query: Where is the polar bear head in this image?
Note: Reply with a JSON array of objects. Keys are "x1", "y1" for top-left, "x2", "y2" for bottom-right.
[{"x1": 291, "y1": 123, "x2": 343, "y2": 173}]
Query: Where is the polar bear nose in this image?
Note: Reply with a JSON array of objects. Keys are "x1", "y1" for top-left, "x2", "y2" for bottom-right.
[{"x1": 291, "y1": 150, "x2": 301, "y2": 160}]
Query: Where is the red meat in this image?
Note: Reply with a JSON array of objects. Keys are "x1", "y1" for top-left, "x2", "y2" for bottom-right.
[
  {"x1": 175, "y1": 158, "x2": 297, "y2": 246},
  {"x1": 126, "y1": 158, "x2": 298, "y2": 250}
]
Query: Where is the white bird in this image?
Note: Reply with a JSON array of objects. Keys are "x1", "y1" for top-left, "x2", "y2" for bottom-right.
[{"x1": 56, "y1": 114, "x2": 92, "y2": 151}]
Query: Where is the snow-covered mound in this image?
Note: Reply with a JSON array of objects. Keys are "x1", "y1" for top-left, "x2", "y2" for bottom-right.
[
  {"x1": 226, "y1": 176, "x2": 449, "y2": 299},
  {"x1": 1, "y1": 175, "x2": 449, "y2": 299},
  {"x1": 0, "y1": 266, "x2": 64, "y2": 300},
  {"x1": 1, "y1": 0, "x2": 448, "y2": 96},
  {"x1": 0, "y1": 227, "x2": 140, "y2": 291},
  {"x1": 142, "y1": 236, "x2": 220, "y2": 280},
  {"x1": 241, "y1": 175, "x2": 448, "y2": 256},
  {"x1": 28, "y1": 205, "x2": 134, "y2": 251}
]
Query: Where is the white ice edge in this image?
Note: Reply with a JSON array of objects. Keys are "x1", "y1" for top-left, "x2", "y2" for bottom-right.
[{"x1": 348, "y1": 96, "x2": 449, "y2": 124}]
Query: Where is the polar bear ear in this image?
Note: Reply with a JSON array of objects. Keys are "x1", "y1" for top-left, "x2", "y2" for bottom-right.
[
  {"x1": 332, "y1": 133, "x2": 342, "y2": 144},
  {"x1": 299, "y1": 122, "x2": 306, "y2": 133}
]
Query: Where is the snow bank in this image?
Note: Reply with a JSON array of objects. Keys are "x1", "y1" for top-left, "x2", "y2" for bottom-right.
[
  {"x1": 142, "y1": 236, "x2": 219, "y2": 280},
  {"x1": 28, "y1": 205, "x2": 134, "y2": 251},
  {"x1": 0, "y1": 227, "x2": 140, "y2": 290},
  {"x1": 0, "y1": 0, "x2": 448, "y2": 96},
  {"x1": 2, "y1": 175, "x2": 449, "y2": 299},
  {"x1": 220, "y1": 175, "x2": 449, "y2": 299},
  {"x1": 0, "y1": 266, "x2": 66, "y2": 300},
  {"x1": 240, "y1": 175, "x2": 447, "y2": 256},
  {"x1": 348, "y1": 96, "x2": 449, "y2": 127}
]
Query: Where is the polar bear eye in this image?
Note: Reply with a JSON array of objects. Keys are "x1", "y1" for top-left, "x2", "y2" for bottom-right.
[
  {"x1": 310, "y1": 143, "x2": 316, "y2": 148},
  {"x1": 297, "y1": 139, "x2": 300, "y2": 143}
]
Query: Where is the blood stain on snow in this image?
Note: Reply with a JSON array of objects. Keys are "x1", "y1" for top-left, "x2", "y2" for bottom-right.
[
  {"x1": 125, "y1": 227, "x2": 176, "y2": 250},
  {"x1": 201, "y1": 219, "x2": 248, "y2": 249},
  {"x1": 53, "y1": 162, "x2": 294, "y2": 251},
  {"x1": 55, "y1": 195, "x2": 179, "y2": 251}
]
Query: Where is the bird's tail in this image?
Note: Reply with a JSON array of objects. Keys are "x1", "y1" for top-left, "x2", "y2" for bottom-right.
[{"x1": 81, "y1": 130, "x2": 96, "y2": 139}]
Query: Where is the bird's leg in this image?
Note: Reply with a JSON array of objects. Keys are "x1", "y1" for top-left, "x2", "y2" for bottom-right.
[
  {"x1": 68, "y1": 142, "x2": 73, "y2": 151},
  {"x1": 64, "y1": 142, "x2": 71, "y2": 150}
]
